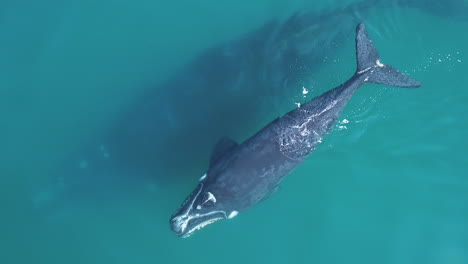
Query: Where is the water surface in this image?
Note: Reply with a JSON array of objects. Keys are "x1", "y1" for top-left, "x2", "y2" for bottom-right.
[{"x1": 1, "y1": 0, "x2": 467, "y2": 263}]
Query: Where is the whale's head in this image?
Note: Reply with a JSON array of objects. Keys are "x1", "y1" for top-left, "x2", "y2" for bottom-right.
[{"x1": 169, "y1": 174, "x2": 239, "y2": 238}]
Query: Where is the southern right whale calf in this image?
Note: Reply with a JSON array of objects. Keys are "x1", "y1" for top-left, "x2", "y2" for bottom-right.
[{"x1": 170, "y1": 23, "x2": 421, "y2": 238}]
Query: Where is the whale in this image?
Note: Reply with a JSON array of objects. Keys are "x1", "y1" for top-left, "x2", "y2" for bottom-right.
[
  {"x1": 34, "y1": 0, "x2": 467, "y2": 219},
  {"x1": 33, "y1": 0, "x2": 394, "y2": 214},
  {"x1": 169, "y1": 23, "x2": 421, "y2": 238}
]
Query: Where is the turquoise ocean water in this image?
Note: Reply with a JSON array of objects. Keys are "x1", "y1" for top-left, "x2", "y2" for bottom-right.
[{"x1": 1, "y1": 0, "x2": 467, "y2": 263}]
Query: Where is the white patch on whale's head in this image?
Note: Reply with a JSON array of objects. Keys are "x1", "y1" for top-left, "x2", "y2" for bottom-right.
[
  {"x1": 170, "y1": 180, "x2": 239, "y2": 238},
  {"x1": 204, "y1": 192, "x2": 216, "y2": 204},
  {"x1": 228, "y1": 211, "x2": 239, "y2": 219},
  {"x1": 199, "y1": 173, "x2": 207, "y2": 181}
]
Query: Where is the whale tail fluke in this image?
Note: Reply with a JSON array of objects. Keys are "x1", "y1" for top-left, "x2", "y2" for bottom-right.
[{"x1": 355, "y1": 23, "x2": 421, "y2": 88}]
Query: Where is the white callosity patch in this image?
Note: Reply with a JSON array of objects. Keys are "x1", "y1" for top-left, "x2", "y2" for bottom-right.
[
  {"x1": 172, "y1": 184, "x2": 229, "y2": 237},
  {"x1": 203, "y1": 192, "x2": 216, "y2": 204},
  {"x1": 199, "y1": 173, "x2": 207, "y2": 182},
  {"x1": 302, "y1": 86, "x2": 309, "y2": 95},
  {"x1": 172, "y1": 183, "x2": 205, "y2": 234},
  {"x1": 184, "y1": 217, "x2": 223, "y2": 238},
  {"x1": 181, "y1": 211, "x2": 229, "y2": 238},
  {"x1": 228, "y1": 211, "x2": 239, "y2": 219}
]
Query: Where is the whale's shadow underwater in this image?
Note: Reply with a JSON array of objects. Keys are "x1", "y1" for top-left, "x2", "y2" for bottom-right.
[{"x1": 34, "y1": 0, "x2": 467, "y2": 217}]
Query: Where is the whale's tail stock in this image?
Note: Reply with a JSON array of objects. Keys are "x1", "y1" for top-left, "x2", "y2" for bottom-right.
[{"x1": 355, "y1": 23, "x2": 421, "y2": 88}]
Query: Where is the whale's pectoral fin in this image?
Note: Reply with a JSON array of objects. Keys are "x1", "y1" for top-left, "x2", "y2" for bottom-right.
[
  {"x1": 355, "y1": 23, "x2": 421, "y2": 88},
  {"x1": 209, "y1": 137, "x2": 238, "y2": 167}
]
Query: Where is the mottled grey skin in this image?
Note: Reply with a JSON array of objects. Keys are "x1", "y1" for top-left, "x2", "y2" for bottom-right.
[
  {"x1": 170, "y1": 23, "x2": 421, "y2": 238},
  {"x1": 204, "y1": 76, "x2": 366, "y2": 211}
]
